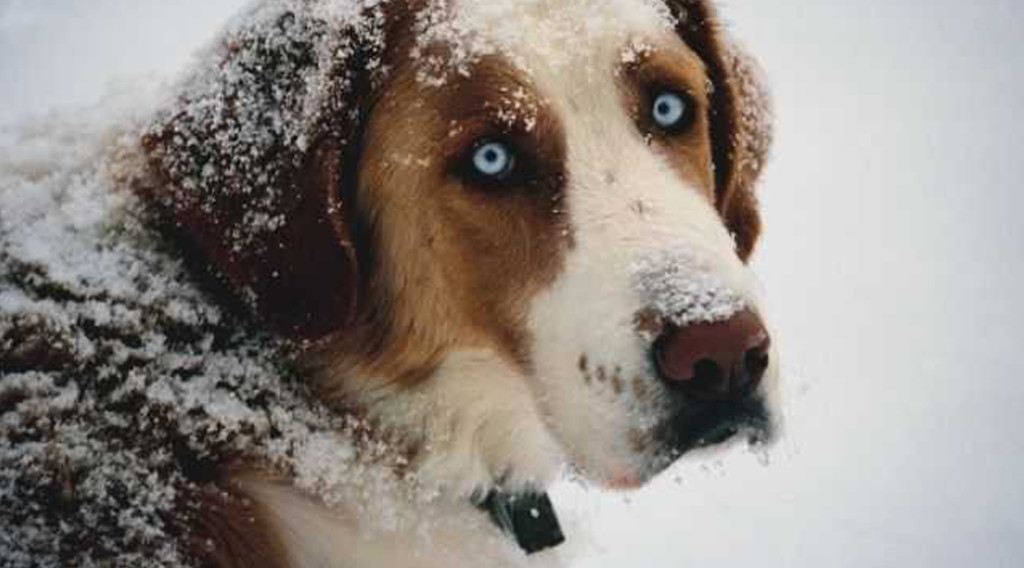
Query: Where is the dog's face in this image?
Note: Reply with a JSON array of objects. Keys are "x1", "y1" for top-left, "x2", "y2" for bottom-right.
[{"x1": 143, "y1": 0, "x2": 776, "y2": 495}]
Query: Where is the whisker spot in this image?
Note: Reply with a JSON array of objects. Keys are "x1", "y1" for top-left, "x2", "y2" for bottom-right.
[{"x1": 633, "y1": 376, "x2": 650, "y2": 401}]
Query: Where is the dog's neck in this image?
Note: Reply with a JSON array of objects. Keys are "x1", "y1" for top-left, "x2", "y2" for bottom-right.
[
  {"x1": 237, "y1": 473, "x2": 571, "y2": 568},
  {"x1": 315, "y1": 350, "x2": 568, "y2": 495},
  {"x1": 319, "y1": 400, "x2": 567, "y2": 555}
]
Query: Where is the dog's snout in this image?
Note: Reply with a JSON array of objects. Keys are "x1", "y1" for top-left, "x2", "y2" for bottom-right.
[{"x1": 654, "y1": 309, "x2": 770, "y2": 402}]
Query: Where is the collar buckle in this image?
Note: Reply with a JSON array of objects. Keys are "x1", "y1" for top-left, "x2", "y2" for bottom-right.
[{"x1": 476, "y1": 490, "x2": 566, "y2": 555}]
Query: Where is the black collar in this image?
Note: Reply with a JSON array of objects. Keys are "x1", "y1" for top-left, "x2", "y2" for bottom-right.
[{"x1": 475, "y1": 490, "x2": 566, "y2": 555}]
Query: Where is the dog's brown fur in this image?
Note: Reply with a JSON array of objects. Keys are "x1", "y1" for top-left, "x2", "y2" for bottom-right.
[
  {"x1": 316, "y1": 53, "x2": 572, "y2": 390},
  {"x1": 667, "y1": 0, "x2": 771, "y2": 260},
  {"x1": 189, "y1": 477, "x2": 292, "y2": 568}
]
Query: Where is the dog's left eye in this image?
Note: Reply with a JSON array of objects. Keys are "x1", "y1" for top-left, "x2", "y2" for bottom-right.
[
  {"x1": 471, "y1": 141, "x2": 516, "y2": 181},
  {"x1": 651, "y1": 90, "x2": 694, "y2": 132}
]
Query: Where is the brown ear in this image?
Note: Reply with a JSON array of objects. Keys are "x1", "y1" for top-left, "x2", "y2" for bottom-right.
[
  {"x1": 139, "y1": 5, "x2": 382, "y2": 342},
  {"x1": 668, "y1": 0, "x2": 774, "y2": 261}
]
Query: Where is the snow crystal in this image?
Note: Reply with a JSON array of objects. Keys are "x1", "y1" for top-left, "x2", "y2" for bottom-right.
[
  {"x1": 631, "y1": 247, "x2": 746, "y2": 329},
  {"x1": 410, "y1": 0, "x2": 676, "y2": 86},
  {"x1": 143, "y1": 0, "x2": 389, "y2": 268},
  {"x1": 722, "y1": 35, "x2": 775, "y2": 182},
  {"x1": 621, "y1": 37, "x2": 656, "y2": 66}
]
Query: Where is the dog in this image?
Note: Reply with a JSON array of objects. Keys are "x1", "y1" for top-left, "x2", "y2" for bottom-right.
[{"x1": 56, "y1": 0, "x2": 775, "y2": 565}]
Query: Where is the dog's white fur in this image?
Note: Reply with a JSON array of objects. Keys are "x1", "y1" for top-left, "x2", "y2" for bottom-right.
[
  {"x1": 240, "y1": 473, "x2": 570, "y2": 567},
  {"x1": 236, "y1": 1, "x2": 777, "y2": 566}
]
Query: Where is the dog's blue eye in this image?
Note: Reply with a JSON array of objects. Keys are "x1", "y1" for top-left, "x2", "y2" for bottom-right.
[
  {"x1": 472, "y1": 141, "x2": 515, "y2": 179},
  {"x1": 652, "y1": 91, "x2": 690, "y2": 131}
]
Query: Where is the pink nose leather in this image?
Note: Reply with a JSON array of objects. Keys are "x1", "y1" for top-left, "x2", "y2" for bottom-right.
[{"x1": 655, "y1": 309, "x2": 771, "y2": 402}]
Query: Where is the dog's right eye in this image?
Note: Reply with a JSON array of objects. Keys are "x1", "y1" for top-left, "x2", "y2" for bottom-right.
[
  {"x1": 650, "y1": 90, "x2": 695, "y2": 134},
  {"x1": 469, "y1": 140, "x2": 517, "y2": 182}
]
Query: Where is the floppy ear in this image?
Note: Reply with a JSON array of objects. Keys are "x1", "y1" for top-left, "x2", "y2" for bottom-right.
[
  {"x1": 667, "y1": 0, "x2": 774, "y2": 261},
  {"x1": 140, "y1": 6, "x2": 383, "y2": 343}
]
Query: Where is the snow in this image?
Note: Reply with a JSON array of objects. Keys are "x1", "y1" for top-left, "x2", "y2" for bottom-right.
[
  {"x1": 411, "y1": 0, "x2": 672, "y2": 86},
  {"x1": 631, "y1": 247, "x2": 746, "y2": 328},
  {"x1": 143, "y1": 0, "x2": 386, "y2": 260},
  {"x1": 0, "y1": 58, "x2": 402, "y2": 565},
  {"x1": 3, "y1": 0, "x2": 1024, "y2": 567}
]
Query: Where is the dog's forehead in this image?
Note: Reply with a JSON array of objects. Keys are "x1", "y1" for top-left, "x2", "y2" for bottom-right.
[{"x1": 413, "y1": 0, "x2": 680, "y2": 83}]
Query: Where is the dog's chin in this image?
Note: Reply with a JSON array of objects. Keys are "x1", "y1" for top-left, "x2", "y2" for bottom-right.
[
  {"x1": 603, "y1": 396, "x2": 777, "y2": 488},
  {"x1": 559, "y1": 396, "x2": 776, "y2": 492},
  {"x1": 658, "y1": 395, "x2": 776, "y2": 462}
]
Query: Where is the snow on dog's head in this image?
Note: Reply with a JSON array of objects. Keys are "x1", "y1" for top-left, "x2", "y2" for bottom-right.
[{"x1": 142, "y1": 0, "x2": 775, "y2": 496}]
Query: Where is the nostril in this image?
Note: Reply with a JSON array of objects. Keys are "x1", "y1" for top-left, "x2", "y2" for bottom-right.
[
  {"x1": 738, "y1": 346, "x2": 770, "y2": 395},
  {"x1": 692, "y1": 359, "x2": 725, "y2": 395},
  {"x1": 745, "y1": 348, "x2": 770, "y2": 376}
]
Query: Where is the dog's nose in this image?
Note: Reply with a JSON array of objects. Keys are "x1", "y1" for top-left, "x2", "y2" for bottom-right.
[{"x1": 654, "y1": 309, "x2": 770, "y2": 402}]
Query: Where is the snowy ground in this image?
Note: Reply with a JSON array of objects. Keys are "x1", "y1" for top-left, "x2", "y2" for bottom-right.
[{"x1": 2, "y1": 0, "x2": 1023, "y2": 566}]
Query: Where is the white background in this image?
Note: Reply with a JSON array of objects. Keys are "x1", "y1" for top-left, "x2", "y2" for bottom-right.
[{"x1": 2, "y1": 1, "x2": 1023, "y2": 566}]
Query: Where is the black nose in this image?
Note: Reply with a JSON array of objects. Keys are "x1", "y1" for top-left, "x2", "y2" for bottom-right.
[{"x1": 654, "y1": 309, "x2": 771, "y2": 402}]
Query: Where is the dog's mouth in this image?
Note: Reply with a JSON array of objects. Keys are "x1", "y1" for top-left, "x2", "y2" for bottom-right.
[{"x1": 658, "y1": 395, "x2": 774, "y2": 460}]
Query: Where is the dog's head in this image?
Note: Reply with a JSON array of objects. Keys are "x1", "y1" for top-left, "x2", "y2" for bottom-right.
[{"x1": 142, "y1": 0, "x2": 775, "y2": 495}]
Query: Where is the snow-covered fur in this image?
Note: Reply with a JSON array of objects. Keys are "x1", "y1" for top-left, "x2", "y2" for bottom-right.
[{"x1": 0, "y1": 0, "x2": 775, "y2": 566}]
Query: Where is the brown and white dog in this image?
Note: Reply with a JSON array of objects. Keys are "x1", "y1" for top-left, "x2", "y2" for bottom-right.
[{"x1": 139, "y1": 0, "x2": 776, "y2": 565}]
